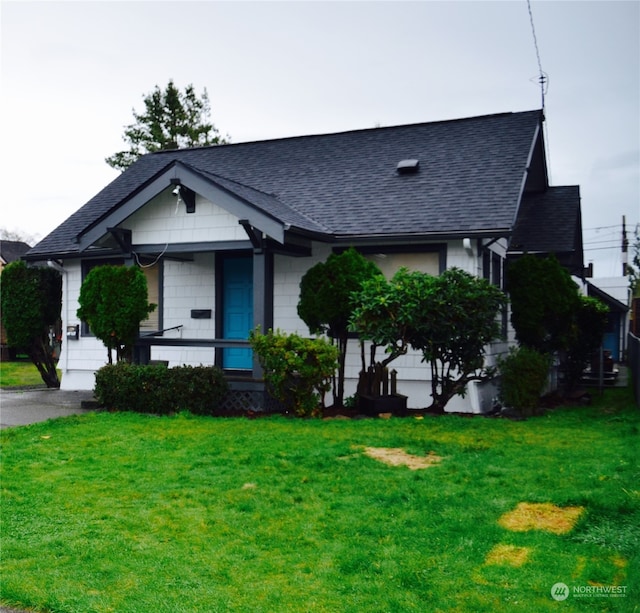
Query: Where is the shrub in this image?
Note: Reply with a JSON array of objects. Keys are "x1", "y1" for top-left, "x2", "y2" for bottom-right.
[
  {"x1": 297, "y1": 247, "x2": 382, "y2": 406},
  {"x1": 506, "y1": 254, "x2": 580, "y2": 354},
  {"x1": 94, "y1": 363, "x2": 228, "y2": 415},
  {"x1": 0, "y1": 260, "x2": 61, "y2": 388},
  {"x1": 77, "y1": 265, "x2": 156, "y2": 364},
  {"x1": 351, "y1": 267, "x2": 507, "y2": 412},
  {"x1": 169, "y1": 365, "x2": 229, "y2": 415},
  {"x1": 497, "y1": 347, "x2": 551, "y2": 416},
  {"x1": 249, "y1": 328, "x2": 339, "y2": 417}
]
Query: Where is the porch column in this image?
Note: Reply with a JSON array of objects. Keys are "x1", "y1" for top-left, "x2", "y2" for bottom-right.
[{"x1": 252, "y1": 248, "x2": 274, "y2": 378}]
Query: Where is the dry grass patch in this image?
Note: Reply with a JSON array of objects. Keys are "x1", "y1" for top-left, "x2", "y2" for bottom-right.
[
  {"x1": 485, "y1": 544, "x2": 531, "y2": 567},
  {"x1": 363, "y1": 447, "x2": 443, "y2": 470},
  {"x1": 611, "y1": 554, "x2": 628, "y2": 586},
  {"x1": 498, "y1": 502, "x2": 584, "y2": 535}
]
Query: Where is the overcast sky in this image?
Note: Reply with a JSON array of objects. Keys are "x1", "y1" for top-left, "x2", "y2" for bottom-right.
[{"x1": 1, "y1": 0, "x2": 638, "y2": 277}]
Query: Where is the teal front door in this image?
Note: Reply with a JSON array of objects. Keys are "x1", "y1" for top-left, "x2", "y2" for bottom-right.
[{"x1": 222, "y1": 257, "x2": 253, "y2": 370}]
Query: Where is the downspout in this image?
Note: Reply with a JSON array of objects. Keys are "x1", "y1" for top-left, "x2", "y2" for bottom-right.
[{"x1": 47, "y1": 260, "x2": 68, "y2": 376}]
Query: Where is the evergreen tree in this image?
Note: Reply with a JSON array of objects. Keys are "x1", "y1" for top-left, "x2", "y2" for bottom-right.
[
  {"x1": 77, "y1": 265, "x2": 156, "y2": 363},
  {"x1": 106, "y1": 80, "x2": 228, "y2": 171},
  {"x1": 298, "y1": 248, "x2": 382, "y2": 406},
  {"x1": 0, "y1": 261, "x2": 61, "y2": 387}
]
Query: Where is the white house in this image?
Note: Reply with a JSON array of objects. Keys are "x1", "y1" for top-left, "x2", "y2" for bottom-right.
[{"x1": 24, "y1": 109, "x2": 583, "y2": 412}]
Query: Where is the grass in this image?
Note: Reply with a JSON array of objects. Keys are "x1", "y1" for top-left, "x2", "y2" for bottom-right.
[
  {"x1": 0, "y1": 359, "x2": 47, "y2": 388},
  {"x1": 1, "y1": 388, "x2": 638, "y2": 612}
]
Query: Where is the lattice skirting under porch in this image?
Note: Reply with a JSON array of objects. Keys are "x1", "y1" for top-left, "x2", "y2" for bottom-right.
[{"x1": 220, "y1": 379, "x2": 285, "y2": 413}]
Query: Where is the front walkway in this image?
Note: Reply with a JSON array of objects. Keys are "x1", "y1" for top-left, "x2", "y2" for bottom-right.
[{"x1": 0, "y1": 388, "x2": 95, "y2": 429}]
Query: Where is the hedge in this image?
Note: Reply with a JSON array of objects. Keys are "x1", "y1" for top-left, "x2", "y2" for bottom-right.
[{"x1": 94, "y1": 363, "x2": 228, "y2": 415}]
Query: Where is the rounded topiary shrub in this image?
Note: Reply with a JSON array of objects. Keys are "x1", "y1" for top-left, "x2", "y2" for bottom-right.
[{"x1": 497, "y1": 347, "x2": 551, "y2": 417}]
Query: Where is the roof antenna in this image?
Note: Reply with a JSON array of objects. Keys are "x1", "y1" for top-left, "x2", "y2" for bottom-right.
[
  {"x1": 527, "y1": 0, "x2": 551, "y2": 182},
  {"x1": 527, "y1": 0, "x2": 548, "y2": 113}
]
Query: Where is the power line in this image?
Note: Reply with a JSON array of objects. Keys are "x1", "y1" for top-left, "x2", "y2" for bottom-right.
[
  {"x1": 583, "y1": 224, "x2": 623, "y2": 231},
  {"x1": 584, "y1": 231, "x2": 620, "y2": 240},
  {"x1": 584, "y1": 246, "x2": 625, "y2": 252},
  {"x1": 583, "y1": 240, "x2": 621, "y2": 247}
]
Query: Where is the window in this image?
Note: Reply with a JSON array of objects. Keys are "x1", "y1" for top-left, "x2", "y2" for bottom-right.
[
  {"x1": 367, "y1": 251, "x2": 441, "y2": 278},
  {"x1": 353, "y1": 244, "x2": 446, "y2": 278},
  {"x1": 139, "y1": 261, "x2": 161, "y2": 333},
  {"x1": 483, "y1": 250, "x2": 503, "y2": 288}
]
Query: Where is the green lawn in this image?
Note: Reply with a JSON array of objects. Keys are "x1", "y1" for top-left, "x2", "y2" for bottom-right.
[
  {"x1": 0, "y1": 359, "x2": 47, "y2": 388},
  {"x1": 1, "y1": 388, "x2": 638, "y2": 612}
]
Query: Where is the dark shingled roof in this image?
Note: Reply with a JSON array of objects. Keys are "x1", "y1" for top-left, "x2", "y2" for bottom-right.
[
  {"x1": 27, "y1": 110, "x2": 545, "y2": 259},
  {"x1": 1, "y1": 240, "x2": 32, "y2": 264},
  {"x1": 508, "y1": 185, "x2": 584, "y2": 274},
  {"x1": 510, "y1": 186, "x2": 582, "y2": 254}
]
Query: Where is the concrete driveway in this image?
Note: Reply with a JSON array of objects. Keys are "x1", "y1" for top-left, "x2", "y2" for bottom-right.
[{"x1": 0, "y1": 388, "x2": 96, "y2": 429}]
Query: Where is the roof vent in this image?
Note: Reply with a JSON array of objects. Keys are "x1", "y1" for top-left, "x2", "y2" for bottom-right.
[{"x1": 397, "y1": 159, "x2": 420, "y2": 174}]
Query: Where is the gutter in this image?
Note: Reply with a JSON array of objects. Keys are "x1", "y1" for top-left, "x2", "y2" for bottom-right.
[{"x1": 288, "y1": 227, "x2": 513, "y2": 244}]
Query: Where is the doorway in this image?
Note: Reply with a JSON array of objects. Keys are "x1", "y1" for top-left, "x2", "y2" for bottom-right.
[{"x1": 221, "y1": 256, "x2": 253, "y2": 370}]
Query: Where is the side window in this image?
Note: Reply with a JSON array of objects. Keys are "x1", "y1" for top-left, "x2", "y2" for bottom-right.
[
  {"x1": 492, "y1": 252, "x2": 502, "y2": 289},
  {"x1": 360, "y1": 245, "x2": 446, "y2": 278},
  {"x1": 483, "y1": 250, "x2": 507, "y2": 339},
  {"x1": 483, "y1": 250, "x2": 503, "y2": 288},
  {"x1": 483, "y1": 250, "x2": 491, "y2": 281},
  {"x1": 139, "y1": 260, "x2": 162, "y2": 334}
]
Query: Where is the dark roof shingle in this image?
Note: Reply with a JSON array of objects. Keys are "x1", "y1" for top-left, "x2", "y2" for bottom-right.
[
  {"x1": 510, "y1": 186, "x2": 582, "y2": 254},
  {"x1": 1, "y1": 240, "x2": 32, "y2": 264},
  {"x1": 27, "y1": 110, "x2": 544, "y2": 258}
]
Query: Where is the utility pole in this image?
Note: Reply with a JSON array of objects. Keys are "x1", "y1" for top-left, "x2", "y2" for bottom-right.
[{"x1": 622, "y1": 215, "x2": 628, "y2": 276}]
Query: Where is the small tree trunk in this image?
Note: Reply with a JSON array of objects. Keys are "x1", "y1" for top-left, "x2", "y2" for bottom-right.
[
  {"x1": 334, "y1": 334, "x2": 348, "y2": 406},
  {"x1": 429, "y1": 359, "x2": 446, "y2": 413},
  {"x1": 28, "y1": 338, "x2": 60, "y2": 388}
]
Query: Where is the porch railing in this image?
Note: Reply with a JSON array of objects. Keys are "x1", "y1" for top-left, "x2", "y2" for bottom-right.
[
  {"x1": 134, "y1": 334, "x2": 252, "y2": 366},
  {"x1": 133, "y1": 331, "x2": 271, "y2": 412}
]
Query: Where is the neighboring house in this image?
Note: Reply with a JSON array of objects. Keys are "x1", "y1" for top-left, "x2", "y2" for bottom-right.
[
  {"x1": 1, "y1": 240, "x2": 32, "y2": 359},
  {"x1": 0, "y1": 240, "x2": 32, "y2": 272},
  {"x1": 584, "y1": 277, "x2": 630, "y2": 362},
  {"x1": 24, "y1": 109, "x2": 583, "y2": 412}
]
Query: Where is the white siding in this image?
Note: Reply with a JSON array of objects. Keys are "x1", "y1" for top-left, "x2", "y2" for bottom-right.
[
  {"x1": 59, "y1": 260, "x2": 112, "y2": 390},
  {"x1": 61, "y1": 222, "x2": 510, "y2": 412},
  {"x1": 271, "y1": 239, "x2": 508, "y2": 412},
  {"x1": 273, "y1": 244, "x2": 333, "y2": 334},
  {"x1": 152, "y1": 254, "x2": 217, "y2": 367},
  {"x1": 124, "y1": 190, "x2": 247, "y2": 244}
]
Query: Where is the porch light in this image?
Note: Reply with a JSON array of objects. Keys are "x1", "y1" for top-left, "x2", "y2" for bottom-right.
[{"x1": 169, "y1": 179, "x2": 196, "y2": 213}]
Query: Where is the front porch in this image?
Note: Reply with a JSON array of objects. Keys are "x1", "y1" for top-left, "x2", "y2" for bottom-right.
[{"x1": 133, "y1": 334, "x2": 271, "y2": 413}]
